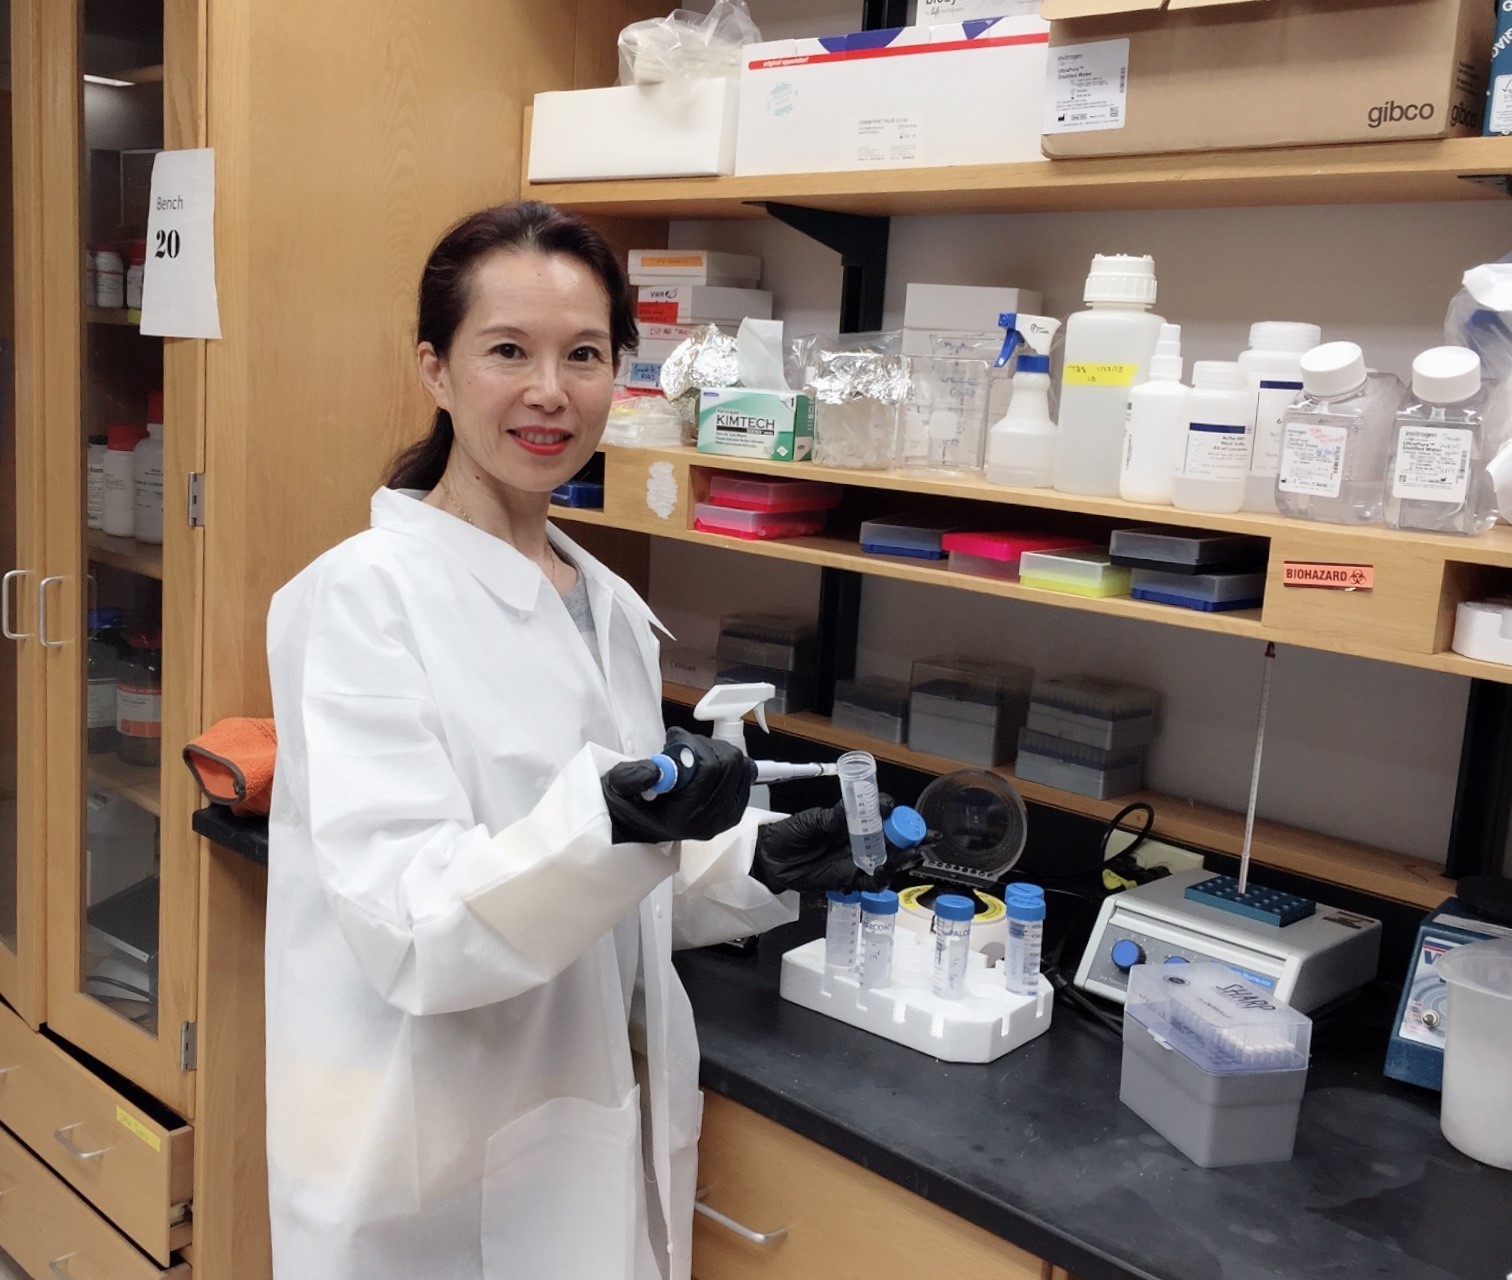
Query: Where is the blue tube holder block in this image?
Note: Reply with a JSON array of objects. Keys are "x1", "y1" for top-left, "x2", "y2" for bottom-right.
[{"x1": 1183, "y1": 875, "x2": 1316, "y2": 927}]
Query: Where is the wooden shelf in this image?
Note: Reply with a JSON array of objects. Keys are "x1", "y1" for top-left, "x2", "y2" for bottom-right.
[
  {"x1": 86, "y1": 754, "x2": 161, "y2": 818},
  {"x1": 548, "y1": 504, "x2": 613, "y2": 525},
  {"x1": 87, "y1": 530, "x2": 163, "y2": 580},
  {"x1": 523, "y1": 136, "x2": 1512, "y2": 220},
  {"x1": 661, "y1": 682, "x2": 1448, "y2": 909},
  {"x1": 86, "y1": 307, "x2": 141, "y2": 327}
]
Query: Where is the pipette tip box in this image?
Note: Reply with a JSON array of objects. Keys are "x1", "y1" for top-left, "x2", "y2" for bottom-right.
[
  {"x1": 1109, "y1": 527, "x2": 1269, "y2": 575},
  {"x1": 1015, "y1": 729, "x2": 1144, "y2": 799},
  {"x1": 1018, "y1": 548, "x2": 1132, "y2": 598},
  {"x1": 832, "y1": 677, "x2": 910, "y2": 744},
  {"x1": 859, "y1": 515, "x2": 956, "y2": 560},
  {"x1": 693, "y1": 502, "x2": 827, "y2": 540},
  {"x1": 1183, "y1": 875, "x2": 1316, "y2": 927},
  {"x1": 717, "y1": 613, "x2": 817, "y2": 672},
  {"x1": 780, "y1": 928, "x2": 1053, "y2": 1064},
  {"x1": 1130, "y1": 568, "x2": 1266, "y2": 612}
]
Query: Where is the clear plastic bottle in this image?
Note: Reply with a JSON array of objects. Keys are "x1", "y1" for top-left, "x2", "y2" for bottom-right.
[
  {"x1": 1172, "y1": 361, "x2": 1254, "y2": 514},
  {"x1": 1386, "y1": 346, "x2": 1496, "y2": 535},
  {"x1": 134, "y1": 413, "x2": 165, "y2": 545},
  {"x1": 837, "y1": 750, "x2": 886, "y2": 875},
  {"x1": 1005, "y1": 883, "x2": 1045, "y2": 997},
  {"x1": 1277, "y1": 342, "x2": 1405, "y2": 525},
  {"x1": 858, "y1": 889, "x2": 898, "y2": 989},
  {"x1": 1239, "y1": 322, "x2": 1321, "y2": 513},
  {"x1": 825, "y1": 889, "x2": 862, "y2": 972},
  {"x1": 101, "y1": 423, "x2": 145, "y2": 538},
  {"x1": 985, "y1": 354, "x2": 1055, "y2": 488},
  {"x1": 1119, "y1": 323, "x2": 1185, "y2": 504},
  {"x1": 931, "y1": 893, "x2": 975, "y2": 1000},
  {"x1": 1053, "y1": 254, "x2": 1165, "y2": 497}
]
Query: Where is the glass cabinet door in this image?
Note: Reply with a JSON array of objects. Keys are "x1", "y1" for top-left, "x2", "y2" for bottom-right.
[{"x1": 43, "y1": 0, "x2": 200, "y2": 1113}]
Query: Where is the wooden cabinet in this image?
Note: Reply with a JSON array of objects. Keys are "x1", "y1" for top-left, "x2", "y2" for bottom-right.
[{"x1": 693, "y1": 1093, "x2": 1050, "y2": 1280}]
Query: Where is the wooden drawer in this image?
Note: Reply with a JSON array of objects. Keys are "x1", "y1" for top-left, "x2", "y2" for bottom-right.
[
  {"x1": 0, "y1": 1122, "x2": 188, "y2": 1280},
  {"x1": 0, "y1": 1002, "x2": 192, "y2": 1265},
  {"x1": 692, "y1": 1093, "x2": 1049, "y2": 1280}
]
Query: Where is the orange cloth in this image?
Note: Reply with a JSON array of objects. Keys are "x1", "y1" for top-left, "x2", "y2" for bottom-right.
[{"x1": 183, "y1": 717, "x2": 278, "y2": 816}]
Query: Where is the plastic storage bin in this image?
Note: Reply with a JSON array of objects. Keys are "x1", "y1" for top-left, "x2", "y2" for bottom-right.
[
  {"x1": 1130, "y1": 568, "x2": 1266, "y2": 612},
  {"x1": 1018, "y1": 549, "x2": 1131, "y2": 598},
  {"x1": 716, "y1": 662, "x2": 815, "y2": 715},
  {"x1": 693, "y1": 502, "x2": 827, "y2": 541},
  {"x1": 1027, "y1": 676, "x2": 1158, "y2": 752},
  {"x1": 1436, "y1": 937, "x2": 1512, "y2": 1170},
  {"x1": 908, "y1": 657, "x2": 1033, "y2": 765},
  {"x1": 941, "y1": 532, "x2": 1094, "y2": 582},
  {"x1": 860, "y1": 515, "x2": 957, "y2": 560},
  {"x1": 716, "y1": 614, "x2": 817, "y2": 671},
  {"x1": 1120, "y1": 963, "x2": 1311, "y2": 1168},
  {"x1": 832, "y1": 677, "x2": 911, "y2": 744},
  {"x1": 1015, "y1": 728, "x2": 1144, "y2": 799},
  {"x1": 1109, "y1": 527, "x2": 1268, "y2": 575},
  {"x1": 550, "y1": 479, "x2": 604, "y2": 509},
  {"x1": 706, "y1": 474, "x2": 843, "y2": 513}
]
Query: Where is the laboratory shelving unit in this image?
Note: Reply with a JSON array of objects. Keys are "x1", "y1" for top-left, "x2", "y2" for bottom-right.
[{"x1": 526, "y1": 133, "x2": 1512, "y2": 915}]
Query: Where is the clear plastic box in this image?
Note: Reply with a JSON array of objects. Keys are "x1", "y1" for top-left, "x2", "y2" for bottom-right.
[
  {"x1": 832, "y1": 676, "x2": 911, "y2": 744},
  {"x1": 908, "y1": 657, "x2": 1033, "y2": 765},
  {"x1": 1109, "y1": 527, "x2": 1268, "y2": 575},
  {"x1": 1018, "y1": 548, "x2": 1131, "y2": 598},
  {"x1": 1130, "y1": 568, "x2": 1267, "y2": 612},
  {"x1": 716, "y1": 662, "x2": 815, "y2": 715},
  {"x1": 693, "y1": 502, "x2": 827, "y2": 541},
  {"x1": 1015, "y1": 728, "x2": 1145, "y2": 799},
  {"x1": 895, "y1": 356, "x2": 991, "y2": 476},
  {"x1": 941, "y1": 532, "x2": 1095, "y2": 582},
  {"x1": 859, "y1": 515, "x2": 957, "y2": 560},
  {"x1": 717, "y1": 613, "x2": 817, "y2": 672},
  {"x1": 1027, "y1": 676, "x2": 1158, "y2": 753},
  {"x1": 706, "y1": 474, "x2": 843, "y2": 514}
]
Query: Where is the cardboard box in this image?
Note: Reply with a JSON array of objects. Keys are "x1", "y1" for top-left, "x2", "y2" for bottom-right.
[
  {"x1": 528, "y1": 79, "x2": 737, "y2": 182},
  {"x1": 903, "y1": 284, "x2": 1044, "y2": 333},
  {"x1": 636, "y1": 286, "x2": 773, "y2": 325},
  {"x1": 697, "y1": 388, "x2": 814, "y2": 461},
  {"x1": 1040, "y1": 0, "x2": 1491, "y2": 159},
  {"x1": 628, "y1": 250, "x2": 761, "y2": 288},
  {"x1": 735, "y1": 17, "x2": 1050, "y2": 176}
]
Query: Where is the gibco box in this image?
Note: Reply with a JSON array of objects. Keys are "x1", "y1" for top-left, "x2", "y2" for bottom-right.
[
  {"x1": 698, "y1": 388, "x2": 814, "y2": 461},
  {"x1": 1040, "y1": 0, "x2": 1491, "y2": 159}
]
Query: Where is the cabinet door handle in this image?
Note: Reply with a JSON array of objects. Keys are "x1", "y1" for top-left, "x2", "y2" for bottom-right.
[
  {"x1": 1, "y1": 570, "x2": 28, "y2": 640},
  {"x1": 47, "y1": 1255, "x2": 77, "y2": 1280},
  {"x1": 53, "y1": 1124, "x2": 107, "y2": 1161},
  {"x1": 37, "y1": 576, "x2": 65, "y2": 649},
  {"x1": 694, "y1": 1188, "x2": 788, "y2": 1246}
]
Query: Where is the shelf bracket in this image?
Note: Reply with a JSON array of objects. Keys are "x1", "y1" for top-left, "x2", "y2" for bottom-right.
[
  {"x1": 1445, "y1": 678, "x2": 1512, "y2": 879},
  {"x1": 1457, "y1": 173, "x2": 1512, "y2": 198},
  {"x1": 760, "y1": 203, "x2": 890, "y2": 334},
  {"x1": 861, "y1": 0, "x2": 909, "y2": 29}
]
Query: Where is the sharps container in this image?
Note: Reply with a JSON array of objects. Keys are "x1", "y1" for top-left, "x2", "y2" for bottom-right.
[
  {"x1": 1436, "y1": 936, "x2": 1512, "y2": 1170},
  {"x1": 1120, "y1": 963, "x2": 1312, "y2": 1168}
]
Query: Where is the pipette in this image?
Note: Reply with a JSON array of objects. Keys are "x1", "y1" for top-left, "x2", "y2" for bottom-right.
[
  {"x1": 1237, "y1": 642, "x2": 1277, "y2": 896},
  {"x1": 638, "y1": 747, "x2": 838, "y2": 799}
]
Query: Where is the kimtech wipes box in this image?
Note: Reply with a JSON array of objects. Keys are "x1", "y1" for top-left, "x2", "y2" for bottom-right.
[
  {"x1": 698, "y1": 389, "x2": 814, "y2": 461},
  {"x1": 1040, "y1": 0, "x2": 1491, "y2": 159}
]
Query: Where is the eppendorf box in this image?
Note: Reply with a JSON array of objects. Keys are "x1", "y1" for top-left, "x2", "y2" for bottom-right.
[
  {"x1": 697, "y1": 388, "x2": 814, "y2": 462},
  {"x1": 1040, "y1": 0, "x2": 1491, "y2": 159}
]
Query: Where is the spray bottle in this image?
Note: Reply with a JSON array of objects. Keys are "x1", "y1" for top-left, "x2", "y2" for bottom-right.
[
  {"x1": 694, "y1": 683, "x2": 776, "y2": 807},
  {"x1": 985, "y1": 313, "x2": 1063, "y2": 489}
]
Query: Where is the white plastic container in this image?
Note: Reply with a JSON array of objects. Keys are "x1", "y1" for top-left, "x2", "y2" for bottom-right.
[
  {"x1": 124, "y1": 240, "x2": 146, "y2": 310},
  {"x1": 1053, "y1": 254, "x2": 1165, "y2": 497},
  {"x1": 1436, "y1": 937, "x2": 1512, "y2": 1170},
  {"x1": 1119, "y1": 323, "x2": 1185, "y2": 504},
  {"x1": 101, "y1": 424, "x2": 140, "y2": 538},
  {"x1": 1172, "y1": 362, "x2": 1254, "y2": 514},
  {"x1": 133, "y1": 420, "x2": 165, "y2": 545},
  {"x1": 94, "y1": 245, "x2": 124, "y2": 309},
  {"x1": 86, "y1": 436, "x2": 107, "y2": 530},
  {"x1": 985, "y1": 353, "x2": 1055, "y2": 487},
  {"x1": 1385, "y1": 346, "x2": 1496, "y2": 536},
  {"x1": 1276, "y1": 343, "x2": 1404, "y2": 525},
  {"x1": 1239, "y1": 322, "x2": 1321, "y2": 512}
]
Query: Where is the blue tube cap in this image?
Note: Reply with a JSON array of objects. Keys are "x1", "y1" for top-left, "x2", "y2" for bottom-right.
[
  {"x1": 1005, "y1": 883, "x2": 1046, "y2": 922},
  {"x1": 826, "y1": 889, "x2": 862, "y2": 905},
  {"x1": 859, "y1": 889, "x2": 899, "y2": 915},
  {"x1": 883, "y1": 805, "x2": 927, "y2": 850},
  {"x1": 934, "y1": 893, "x2": 975, "y2": 923}
]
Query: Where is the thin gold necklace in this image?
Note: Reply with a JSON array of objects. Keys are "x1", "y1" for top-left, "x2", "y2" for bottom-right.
[{"x1": 440, "y1": 474, "x2": 565, "y2": 592}]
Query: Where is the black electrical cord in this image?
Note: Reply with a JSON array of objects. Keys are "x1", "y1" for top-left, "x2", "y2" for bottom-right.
[
  {"x1": 1033, "y1": 883, "x2": 1127, "y2": 1036},
  {"x1": 1099, "y1": 800, "x2": 1156, "y2": 866}
]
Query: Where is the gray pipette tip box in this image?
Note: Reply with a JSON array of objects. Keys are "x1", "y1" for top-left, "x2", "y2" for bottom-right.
[{"x1": 1120, "y1": 963, "x2": 1311, "y2": 1168}]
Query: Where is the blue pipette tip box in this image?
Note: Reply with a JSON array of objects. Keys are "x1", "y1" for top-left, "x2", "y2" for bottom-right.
[{"x1": 1183, "y1": 875, "x2": 1316, "y2": 927}]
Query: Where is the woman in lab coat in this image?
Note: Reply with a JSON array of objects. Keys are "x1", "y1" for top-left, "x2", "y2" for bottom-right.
[{"x1": 264, "y1": 203, "x2": 873, "y2": 1280}]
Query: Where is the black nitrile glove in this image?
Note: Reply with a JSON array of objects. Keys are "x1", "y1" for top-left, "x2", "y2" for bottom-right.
[
  {"x1": 602, "y1": 727, "x2": 753, "y2": 845},
  {"x1": 751, "y1": 797, "x2": 925, "y2": 894}
]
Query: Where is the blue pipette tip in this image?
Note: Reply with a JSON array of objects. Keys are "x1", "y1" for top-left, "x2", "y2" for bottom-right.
[{"x1": 884, "y1": 806, "x2": 927, "y2": 850}]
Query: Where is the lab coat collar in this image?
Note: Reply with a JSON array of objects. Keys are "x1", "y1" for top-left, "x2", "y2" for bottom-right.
[{"x1": 371, "y1": 487, "x2": 671, "y2": 637}]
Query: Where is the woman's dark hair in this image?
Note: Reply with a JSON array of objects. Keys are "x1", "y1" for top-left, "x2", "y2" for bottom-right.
[{"x1": 385, "y1": 201, "x2": 638, "y2": 490}]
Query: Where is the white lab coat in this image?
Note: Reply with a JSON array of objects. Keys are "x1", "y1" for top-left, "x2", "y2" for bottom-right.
[{"x1": 264, "y1": 487, "x2": 796, "y2": 1280}]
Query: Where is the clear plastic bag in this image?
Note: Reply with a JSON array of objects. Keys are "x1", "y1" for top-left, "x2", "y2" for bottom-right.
[
  {"x1": 617, "y1": 2, "x2": 761, "y2": 87},
  {"x1": 803, "y1": 331, "x2": 909, "y2": 470},
  {"x1": 1445, "y1": 256, "x2": 1512, "y2": 523}
]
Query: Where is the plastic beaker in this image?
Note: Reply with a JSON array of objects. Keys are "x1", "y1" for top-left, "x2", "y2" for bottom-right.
[{"x1": 1436, "y1": 936, "x2": 1512, "y2": 1170}]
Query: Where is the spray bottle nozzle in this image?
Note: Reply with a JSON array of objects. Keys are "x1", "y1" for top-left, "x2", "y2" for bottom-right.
[
  {"x1": 692, "y1": 682, "x2": 773, "y2": 751},
  {"x1": 995, "y1": 312, "x2": 1062, "y2": 370}
]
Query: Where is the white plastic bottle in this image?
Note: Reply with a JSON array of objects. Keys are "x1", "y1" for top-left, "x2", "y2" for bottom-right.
[
  {"x1": 1386, "y1": 346, "x2": 1495, "y2": 535},
  {"x1": 1119, "y1": 323, "x2": 1185, "y2": 504},
  {"x1": 1277, "y1": 342, "x2": 1405, "y2": 525},
  {"x1": 133, "y1": 420, "x2": 165, "y2": 544},
  {"x1": 1172, "y1": 361, "x2": 1254, "y2": 514},
  {"x1": 1239, "y1": 322, "x2": 1321, "y2": 512},
  {"x1": 95, "y1": 245, "x2": 125, "y2": 309},
  {"x1": 1053, "y1": 254, "x2": 1165, "y2": 497},
  {"x1": 125, "y1": 239, "x2": 146, "y2": 310},
  {"x1": 985, "y1": 353, "x2": 1055, "y2": 488},
  {"x1": 101, "y1": 424, "x2": 141, "y2": 538},
  {"x1": 86, "y1": 435, "x2": 108, "y2": 530}
]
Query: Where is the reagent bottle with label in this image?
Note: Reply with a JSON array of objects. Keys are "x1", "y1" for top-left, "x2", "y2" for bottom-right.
[{"x1": 1386, "y1": 346, "x2": 1495, "y2": 535}]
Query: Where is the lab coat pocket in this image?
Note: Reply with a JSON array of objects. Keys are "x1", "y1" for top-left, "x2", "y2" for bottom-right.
[{"x1": 481, "y1": 1089, "x2": 640, "y2": 1278}]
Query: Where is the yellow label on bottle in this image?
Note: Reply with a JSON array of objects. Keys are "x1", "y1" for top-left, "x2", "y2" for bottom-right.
[
  {"x1": 117, "y1": 1106, "x2": 162, "y2": 1152},
  {"x1": 1062, "y1": 362, "x2": 1138, "y2": 387}
]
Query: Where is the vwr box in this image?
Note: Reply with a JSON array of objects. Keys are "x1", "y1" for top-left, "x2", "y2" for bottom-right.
[{"x1": 697, "y1": 388, "x2": 814, "y2": 462}]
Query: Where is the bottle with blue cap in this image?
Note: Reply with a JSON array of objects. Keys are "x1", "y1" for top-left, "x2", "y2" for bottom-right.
[
  {"x1": 931, "y1": 893, "x2": 976, "y2": 1000},
  {"x1": 1005, "y1": 883, "x2": 1045, "y2": 997},
  {"x1": 858, "y1": 889, "x2": 900, "y2": 989},
  {"x1": 985, "y1": 350, "x2": 1057, "y2": 489}
]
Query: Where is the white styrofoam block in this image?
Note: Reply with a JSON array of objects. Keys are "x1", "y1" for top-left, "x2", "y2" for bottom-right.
[
  {"x1": 780, "y1": 930, "x2": 1053, "y2": 1063},
  {"x1": 735, "y1": 18, "x2": 1050, "y2": 177},
  {"x1": 528, "y1": 79, "x2": 738, "y2": 182},
  {"x1": 1452, "y1": 598, "x2": 1512, "y2": 665}
]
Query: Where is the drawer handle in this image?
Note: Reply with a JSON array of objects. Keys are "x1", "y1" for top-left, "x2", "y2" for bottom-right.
[
  {"x1": 53, "y1": 1125, "x2": 108, "y2": 1162},
  {"x1": 694, "y1": 1187, "x2": 788, "y2": 1246},
  {"x1": 48, "y1": 1255, "x2": 77, "y2": 1280}
]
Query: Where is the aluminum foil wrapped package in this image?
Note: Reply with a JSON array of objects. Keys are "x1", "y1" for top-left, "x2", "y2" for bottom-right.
[
  {"x1": 659, "y1": 324, "x2": 739, "y2": 422},
  {"x1": 806, "y1": 336, "x2": 910, "y2": 470}
]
